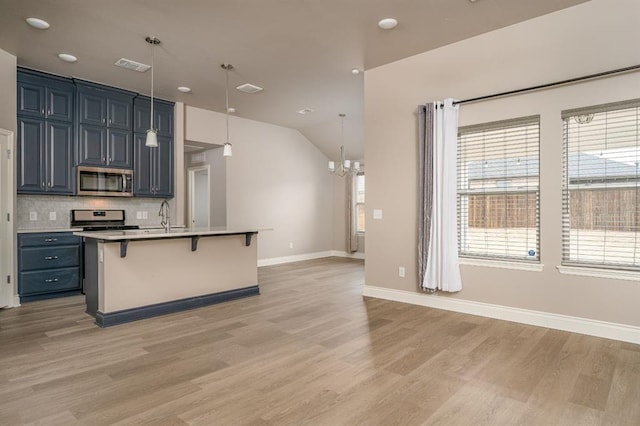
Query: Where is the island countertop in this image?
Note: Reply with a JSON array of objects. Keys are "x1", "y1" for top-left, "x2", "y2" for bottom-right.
[{"x1": 74, "y1": 226, "x2": 263, "y2": 241}]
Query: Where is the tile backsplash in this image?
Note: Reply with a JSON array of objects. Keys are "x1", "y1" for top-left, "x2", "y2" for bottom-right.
[{"x1": 17, "y1": 195, "x2": 173, "y2": 230}]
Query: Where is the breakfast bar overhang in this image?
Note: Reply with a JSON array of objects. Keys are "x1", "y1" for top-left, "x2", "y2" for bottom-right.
[{"x1": 75, "y1": 228, "x2": 261, "y2": 327}]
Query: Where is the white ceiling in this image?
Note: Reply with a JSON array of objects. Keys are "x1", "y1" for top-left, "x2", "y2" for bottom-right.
[{"x1": 0, "y1": 0, "x2": 589, "y2": 160}]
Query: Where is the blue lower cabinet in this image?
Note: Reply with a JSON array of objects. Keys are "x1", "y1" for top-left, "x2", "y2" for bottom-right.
[{"x1": 18, "y1": 232, "x2": 82, "y2": 302}]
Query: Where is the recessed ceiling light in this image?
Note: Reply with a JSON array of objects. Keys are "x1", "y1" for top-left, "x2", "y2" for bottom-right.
[
  {"x1": 351, "y1": 68, "x2": 362, "y2": 75},
  {"x1": 378, "y1": 18, "x2": 398, "y2": 30},
  {"x1": 297, "y1": 108, "x2": 315, "y2": 115},
  {"x1": 57, "y1": 53, "x2": 77, "y2": 63},
  {"x1": 227, "y1": 107, "x2": 236, "y2": 114},
  {"x1": 177, "y1": 86, "x2": 192, "y2": 93},
  {"x1": 26, "y1": 17, "x2": 50, "y2": 30}
]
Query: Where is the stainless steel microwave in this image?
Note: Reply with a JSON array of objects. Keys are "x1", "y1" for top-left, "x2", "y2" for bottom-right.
[{"x1": 77, "y1": 166, "x2": 133, "y2": 197}]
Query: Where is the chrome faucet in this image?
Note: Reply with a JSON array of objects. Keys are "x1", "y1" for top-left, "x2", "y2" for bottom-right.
[{"x1": 159, "y1": 199, "x2": 171, "y2": 232}]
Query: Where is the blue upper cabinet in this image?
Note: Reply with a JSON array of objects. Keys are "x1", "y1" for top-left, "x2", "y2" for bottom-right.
[
  {"x1": 133, "y1": 97, "x2": 174, "y2": 198},
  {"x1": 18, "y1": 71, "x2": 74, "y2": 122},
  {"x1": 76, "y1": 82, "x2": 135, "y2": 169},
  {"x1": 17, "y1": 69, "x2": 75, "y2": 195}
]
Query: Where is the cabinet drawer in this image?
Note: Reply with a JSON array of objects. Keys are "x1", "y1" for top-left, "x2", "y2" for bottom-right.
[
  {"x1": 20, "y1": 246, "x2": 80, "y2": 271},
  {"x1": 19, "y1": 233, "x2": 80, "y2": 247},
  {"x1": 19, "y1": 267, "x2": 80, "y2": 295}
]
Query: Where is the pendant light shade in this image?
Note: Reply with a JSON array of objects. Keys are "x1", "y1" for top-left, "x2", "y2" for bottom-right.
[
  {"x1": 145, "y1": 36, "x2": 160, "y2": 147},
  {"x1": 145, "y1": 129, "x2": 158, "y2": 148},
  {"x1": 221, "y1": 63, "x2": 233, "y2": 157},
  {"x1": 223, "y1": 142, "x2": 233, "y2": 157}
]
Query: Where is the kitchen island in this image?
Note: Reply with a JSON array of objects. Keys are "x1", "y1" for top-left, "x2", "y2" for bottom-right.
[{"x1": 75, "y1": 227, "x2": 260, "y2": 327}]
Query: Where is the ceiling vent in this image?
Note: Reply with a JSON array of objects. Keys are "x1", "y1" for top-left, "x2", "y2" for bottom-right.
[
  {"x1": 114, "y1": 58, "x2": 151, "y2": 72},
  {"x1": 236, "y1": 83, "x2": 263, "y2": 94}
]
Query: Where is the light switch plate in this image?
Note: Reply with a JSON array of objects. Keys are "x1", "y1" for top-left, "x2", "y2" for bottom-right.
[
  {"x1": 373, "y1": 209, "x2": 383, "y2": 220},
  {"x1": 49, "y1": 212, "x2": 56, "y2": 221},
  {"x1": 142, "y1": 211, "x2": 148, "y2": 219},
  {"x1": 136, "y1": 211, "x2": 142, "y2": 219},
  {"x1": 29, "y1": 211, "x2": 37, "y2": 221}
]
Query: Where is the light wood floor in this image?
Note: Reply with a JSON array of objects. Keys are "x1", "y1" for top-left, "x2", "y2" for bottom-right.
[{"x1": 1, "y1": 257, "x2": 639, "y2": 425}]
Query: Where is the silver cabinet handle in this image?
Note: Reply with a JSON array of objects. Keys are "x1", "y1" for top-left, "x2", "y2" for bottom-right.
[
  {"x1": 102, "y1": 157, "x2": 106, "y2": 163},
  {"x1": 47, "y1": 182, "x2": 52, "y2": 187},
  {"x1": 41, "y1": 108, "x2": 45, "y2": 115},
  {"x1": 47, "y1": 109, "x2": 51, "y2": 116},
  {"x1": 108, "y1": 157, "x2": 112, "y2": 163},
  {"x1": 44, "y1": 238, "x2": 58, "y2": 242},
  {"x1": 44, "y1": 256, "x2": 59, "y2": 260},
  {"x1": 42, "y1": 181, "x2": 45, "y2": 188},
  {"x1": 44, "y1": 278, "x2": 59, "y2": 283},
  {"x1": 102, "y1": 118, "x2": 106, "y2": 124}
]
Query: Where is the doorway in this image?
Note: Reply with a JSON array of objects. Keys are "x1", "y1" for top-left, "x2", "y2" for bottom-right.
[
  {"x1": 188, "y1": 165, "x2": 210, "y2": 228},
  {"x1": 0, "y1": 128, "x2": 15, "y2": 308}
]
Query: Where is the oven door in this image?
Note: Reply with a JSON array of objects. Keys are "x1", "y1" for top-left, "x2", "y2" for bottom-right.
[{"x1": 77, "y1": 166, "x2": 133, "y2": 197}]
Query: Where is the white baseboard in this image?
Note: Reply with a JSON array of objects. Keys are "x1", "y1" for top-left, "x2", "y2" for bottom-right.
[
  {"x1": 258, "y1": 250, "x2": 365, "y2": 267},
  {"x1": 258, "y1": 251, "x2": 334, "y2": 267},
  {"x1": 362, "y1": 285, "x2": 640, "y2": 345},
  {"x1": 330, "y1": 250, "x2": 365, "y2": 260}
]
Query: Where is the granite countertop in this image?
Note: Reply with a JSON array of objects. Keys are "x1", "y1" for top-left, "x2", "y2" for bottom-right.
[
  {"x1": 17, "y1": 228, "x2": 82, "y2": 234},
  {"x1": 73, "y1": 227, "x2": 262, "y2": 241}
]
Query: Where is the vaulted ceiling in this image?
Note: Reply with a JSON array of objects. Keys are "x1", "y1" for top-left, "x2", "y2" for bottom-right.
[{"x1": 0, "y1": 0, "x2": 589, "y2": 160}]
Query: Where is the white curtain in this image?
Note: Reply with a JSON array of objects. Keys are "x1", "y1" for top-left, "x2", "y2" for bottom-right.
[{"x1": 419, "y1": 98, "x2": 462, "y2": 292}]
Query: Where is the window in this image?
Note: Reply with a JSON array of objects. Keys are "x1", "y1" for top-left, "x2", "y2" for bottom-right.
[
  {"x1": 457, "y1": 116, "x2": 540, "y2": 261},
  {"x1": 562, "y1": 99, "x2": 640, "y2": 270},
  {"x1": 356, "y1": 173, "x2": 365, "y2": 233}
]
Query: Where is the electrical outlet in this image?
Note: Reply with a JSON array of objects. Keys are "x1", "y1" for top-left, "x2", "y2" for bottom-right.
[
  {"x1": 49, "y1": 211, "x2": 56, "y2": 221},
  {"x1": 29, "y1": 211, "x2": 37, "y2": 221},
  {"x1": 289, "y1": 242, "x2": 294, "y2": 249},
  {"x1": 373, "y1": 209, "x2": 383, "y2": 220},
  {"x1": 398, "y1": 266, "x2": 405, "y2": 278},
  {"x1": 142, "y1": 211, "x2": 148, "y2": 219},
  {"x1": 136, "y1": 211, "x2": 142, "y2": 219}
]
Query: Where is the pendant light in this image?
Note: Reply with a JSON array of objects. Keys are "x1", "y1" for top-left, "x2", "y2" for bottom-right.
[
  {"x1": 221, "y1": 63, "x2": 233, "y2": 157},
  {"x1": 328, "y1": 113, "x2": 360, "y2": 176},
  {"x1": 145, "y1": 36, "x2": 160, "y2": 147}
]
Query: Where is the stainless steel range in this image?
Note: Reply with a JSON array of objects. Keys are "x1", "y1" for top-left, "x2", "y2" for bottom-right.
[{"x1": 71, "y1": 209, "x2": 139, "y2": 232}]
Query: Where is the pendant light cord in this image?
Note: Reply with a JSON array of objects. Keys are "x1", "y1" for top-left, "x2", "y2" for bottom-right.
[
  {"x1": 225, "y1": 65, "x2": 230, "y2": 143},
  {"x1": 150, "y1": 40, "x2": 155, "y2": 131}
]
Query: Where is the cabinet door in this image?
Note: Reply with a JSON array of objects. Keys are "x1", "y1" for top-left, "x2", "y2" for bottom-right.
[
  {"x1": 78, "y1": 90, "x2": 107, "y2": 126},
  {"x1": 108, "y1": 128, "x2": 132, "y2": 169},
  {"x1": 155, "y1": 103, "x2": 174, "y2": 137},
  {"x1": 17, "y1": 118, "x2": 45, "y2": 193},
  {"x1": 108, "y1": 96, "x2": 132, "y2": 130},
  {"x1": 133, "y1": 133, "x2": 153, "y2": 196},
  {"x1": 154, "y1": 135, "x2": 174, "y2": 197},
  {"x1": 17, "y1": 80, "x2": 45, "y2": 118},
  {"x1": 133, "y1": 100, "x2": 150, "y2": 134},
  {"x1": 46, "y1": 83, "x2": 74, "y2": 122},
  {"x1": 134, "y1": 99, "x2": 173, "y2": 136},
  {"x1": 46, "y1": 121, "x2": 74, "y2": 194},
  {"x1": 78, "y1": 124, "x2": 107, "y2": 166}
]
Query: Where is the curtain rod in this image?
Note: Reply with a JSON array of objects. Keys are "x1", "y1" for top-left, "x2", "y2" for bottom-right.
[{"x1": 453, "y1": 64, "x2": 640, "y2": 106}]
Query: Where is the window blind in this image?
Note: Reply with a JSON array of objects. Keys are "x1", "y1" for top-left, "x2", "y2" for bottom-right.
[
  {"x1": 562, "y1": 99, "x2": 640, "y2": 270},
  {"x1": 457, "y1": 116, "x2": 540, "y2": 261}
]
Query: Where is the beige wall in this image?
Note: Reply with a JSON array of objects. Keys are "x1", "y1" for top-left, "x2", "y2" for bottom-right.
[
  {"x1": 0, "y1": 48, "x2": 16, "y2": 133},
  {"x1": 185, "y1": 106, "x2": 334, "y2": 260},
  {"x1": 365, "y1": 0, "x2": 640, "y2": 326}
]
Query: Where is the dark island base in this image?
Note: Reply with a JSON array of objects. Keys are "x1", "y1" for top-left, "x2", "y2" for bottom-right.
[{"x1": 91, "y1": 285, "x2": 260, "y2": 327}]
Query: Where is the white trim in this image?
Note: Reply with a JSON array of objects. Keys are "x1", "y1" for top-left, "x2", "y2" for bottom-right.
[
  {"x1": 362, "y1": 285, "x2": 640, "y2": 344},
  {"x1": 0, "y1": 129, "x2": 15, "y2": 309},
  {"x1": 330, "y1": 250, "x2": 365, "y2": 260},
  {"x1": 557, "y1": 265, "x2": 640, "y2": 282},
  {"x1": 258, "y1": 251, "x2": 334, "y2": 267},
  {"x1": 257, "y1": 250, "x2": 364, "y2": 267},
  {"x1": 460, "y1": 257, "x2": 543, "y2": 272},
  {"x1": 187, "y1": 165, "x2": 210, "y2": 228}
]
